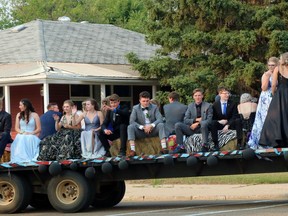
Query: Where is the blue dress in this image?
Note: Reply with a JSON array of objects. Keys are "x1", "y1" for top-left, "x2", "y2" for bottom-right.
[
  {"x1": 10, "y1": 118, "x2": 40, "y2": 163},
  {"x1": 247, "y1": 76, "x2": 273, "y2": 149},
  {"x1": 81, "y1": 113, "x2": 105, "y2": 158}
]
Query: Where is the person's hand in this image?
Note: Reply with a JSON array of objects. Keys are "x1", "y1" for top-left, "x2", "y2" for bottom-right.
[
  {"x1": 104, "y1": 129, "x2": 113, "y2": 135},
  {"x1": 53, "y1": 114, "x2": 60, "y2": 121},
  {"x1": 222, "y1": 125, "x2": 229, "y2": 133},
  {"x1": 195, "y1": 117, "x2": 202, "y2": 122},
  {"x1": 218, "y1": 119, "x2": 227, "y2": 125},
  {"x1": 144, "y1": 125, "x2": 153, "y2": 134},
  {"x1": 190, "y1": 122, "x2": 199, "y2": 130}
]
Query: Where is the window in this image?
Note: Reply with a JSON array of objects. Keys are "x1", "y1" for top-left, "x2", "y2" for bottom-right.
[{"x1": 70, "y1": 85, "x2": 90, "y2": 97}]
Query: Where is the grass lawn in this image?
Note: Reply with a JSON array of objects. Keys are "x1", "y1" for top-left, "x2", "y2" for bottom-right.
[{"x1": 127, "y1": 172, "x2": 288, "y2": 185}]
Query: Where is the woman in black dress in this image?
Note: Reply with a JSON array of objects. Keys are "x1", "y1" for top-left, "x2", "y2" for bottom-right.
[{"x1": 259, "y1": 52, "x2": 288, "y2": 148}]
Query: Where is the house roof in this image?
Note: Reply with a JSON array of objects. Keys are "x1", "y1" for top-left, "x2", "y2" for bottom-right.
[
  {"x1": 0, "y1": 20, "x2": 159, "y2": 85},
  {"x1": 0, "y1": 19, "x2": 159, "y2": 64}
]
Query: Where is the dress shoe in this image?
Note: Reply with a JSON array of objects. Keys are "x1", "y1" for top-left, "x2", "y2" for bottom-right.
[
  {"x1": 237, "y1": 143, "x2": 244, "y2": 150},
  {"x1": 211, "y1": 145, "x2": 220, "y2": 151},
  {"x1": 200, "y1": 145, "x2": 209, "y2": 152},
  {"x1": 129, "y1": 150, "x2": 136, "y2": 157},
  {"x1": 172, "y1": 145, "x2": 186, "y2": 154},
  {"x1": 160, "y1": 148, "x2": 169, "y2": 154}
]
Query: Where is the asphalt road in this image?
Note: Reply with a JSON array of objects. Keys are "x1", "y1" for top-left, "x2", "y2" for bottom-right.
[{"x1": 5, "y1": 199, "x2": 288, "y2": 216}]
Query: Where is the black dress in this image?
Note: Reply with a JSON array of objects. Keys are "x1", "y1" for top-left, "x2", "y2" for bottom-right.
[{"x1": 259, "y1": 73, "x2": 288, "y2": 147}]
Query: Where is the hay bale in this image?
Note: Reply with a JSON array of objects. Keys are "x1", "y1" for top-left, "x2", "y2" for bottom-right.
[
  {"x1": 1, "y1": 150, "x2": 10, "y2": 163},
  {"x1": 110, "y1": 137, "x2": 161, "y2": 156}
]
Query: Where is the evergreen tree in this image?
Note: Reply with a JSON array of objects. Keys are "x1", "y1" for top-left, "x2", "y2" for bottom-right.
[{"x1": 127, "y1": 0, "x2": 286, "y2": 103}]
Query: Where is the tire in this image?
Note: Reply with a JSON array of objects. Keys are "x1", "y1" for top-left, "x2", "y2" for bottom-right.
[
  {"x1": 91, "y1": 180, "x2": 126, "y2": 208},
  {"x1": 30, "y1": 193, "x2": 52, "y2": 209},
  {"x1": 47, "y1": 170, "x2": 92, "y2": 213},
  {"x1": 0, "y1": 173, "x2": 32, "y2": 213}
]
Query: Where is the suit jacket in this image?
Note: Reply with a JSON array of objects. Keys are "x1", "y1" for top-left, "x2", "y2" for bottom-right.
[
  {"x1": 163, "y1": 101, "x2": 187, "y2": 134},
  {"x1": 129, "y1": 103, "x2": 163, "y2": 128},
  {"x1": 212, "y1": 100, "x2": 239, "y2": 126},
  {"x1": 184, "y1": 101, "x2": 213, "y2": 126},
  {"x1": 101, "y1": 105, "x2": 130, "y2": 131},
  {"x1": 39, "y1": 110, "x2": 62, "y2": 139},
  {"x1": 0, "y1": 110, "x2": 12, "y2": 136}
]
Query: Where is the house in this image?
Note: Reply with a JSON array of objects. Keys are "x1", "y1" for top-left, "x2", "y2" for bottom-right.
[{"x1": 0, "y1": 19, "x2": 160, "y2": 133}]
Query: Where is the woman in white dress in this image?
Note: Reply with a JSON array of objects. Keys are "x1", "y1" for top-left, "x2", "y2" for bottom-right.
[
  {"x1": 247, "y1": 57, "x2": 279, "y2": 149},
  {"x1": 76, "y1": 98, "x2": 105, "y2": 159},
  {"x1": 10, "y1": 99, "x2": 41, "y2": 163}
]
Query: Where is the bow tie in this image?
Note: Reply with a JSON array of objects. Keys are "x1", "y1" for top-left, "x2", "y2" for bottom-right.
[{"x1": 142, "y1": 107, "x2": 149, "y2": 111}]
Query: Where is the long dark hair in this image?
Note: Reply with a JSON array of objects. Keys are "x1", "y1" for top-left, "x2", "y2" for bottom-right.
[{"x1": 19, "y1": 98, "x2": 35, "y2": 124}]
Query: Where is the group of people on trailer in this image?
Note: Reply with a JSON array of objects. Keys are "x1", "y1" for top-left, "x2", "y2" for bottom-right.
[{"x1": 0, "y1": 52, "x2": 288, "y2": 163}]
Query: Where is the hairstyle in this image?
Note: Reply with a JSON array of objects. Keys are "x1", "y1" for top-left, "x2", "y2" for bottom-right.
[
  {"x1": 85, "y1": 98, "x2": 99, "y2": 111},
  {"x1": 19, "y1": 98, "x2": 35, "y2": 124},
  {"x1": 139, "y1": 91, "x2": 151, "y2": 99},
  {"x1": 280, "y1": 52, "x2": 288, "y2": 66},
  {"x1": 268, "y1": 56, "x2": 279, "y2": 65},
  {"x1": 62, "y1": 100, "x2": 74, "y2": 115},
  {"x1": 47, "y1": 102, "x2": 57, "y2": 110},
  {"x1": 192, "y1": 88, "x2": 204, "y2": 96},
  {"x1": 240, "y1": 93, "x2": 253, "y2": 104},
  {"x1": 150, "y1": 98, "x2": 160, "y2": 107},
  {"x1": 217, "y1": 86, "x2": 229, "y2": 94},
  {"x1": 101, "y1": 96, "x2": 110, "y2": 106},
  {"x1": 109, "y1": 94, "x2": 120, "y2": 101},
  {"x1": 168, "y1": 91, "x2": 180, "y2": 101}
]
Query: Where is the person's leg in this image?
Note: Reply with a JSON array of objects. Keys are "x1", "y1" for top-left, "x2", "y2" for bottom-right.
[
  {"x1": 98, "y1": 130, "x2": 112, "y2": 156},
  {"x1": 210, "y1": 120, "x2": 223, "y2": 150},
  {"x1": 119, "y1": 124, "x2": 128, "y2": 155},
  {"x1": 200, "y1": 121, "x2": 210, "y2": 149},
  {"x1": 230, "y1": 119, "x2": 243, "y2": 149},
  {"x1": 127, "y1": 124, "x2": 146, "y2": 156},
  {"x1": 0, "y1": 132, "x2": 11, "y2": 158}
]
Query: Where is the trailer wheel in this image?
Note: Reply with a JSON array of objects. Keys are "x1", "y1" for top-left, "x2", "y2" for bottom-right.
[
  {"x1": 47, "y1": 170, "x2": 91, "y2": 213},
  {"x1": 91, "y1": 180, "x2": 125, "y2": 208},
  {"x1": 30, "y1": 193, "x2": 52, "y2": 209},
  {"x1": 0, "y1": 173, "x2": 32, "y2": 213}
]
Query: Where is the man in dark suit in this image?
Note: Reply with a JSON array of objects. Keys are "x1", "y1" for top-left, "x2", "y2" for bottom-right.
[
  {"x1": 128, "y1": 91, "x2": 167, "y2": 156},
  {"x1": 0, "y1": 99, "x2": 12, "y2": 159},
  {"x1": 98, "y1": 94, "x2": 130, "y2": 157},
  {"x1": 39, "y1": 102, "x2": 62, "y2": 140},
  {"x1": 163, "y1": 91, "x2": 187, "y2": 137},
  {"x1": 211, "y1": 87, "x2": 242, "y2": 150},
  {"x1": 175, "y1": 88, "x2": 213, "y2": 152}
]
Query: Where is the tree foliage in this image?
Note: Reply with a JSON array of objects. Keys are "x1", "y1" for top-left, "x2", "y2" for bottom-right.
[
  {"x1": 6, "y1": 0, "x2": 147, "y2": 33},
  {"x1": 127, "y1": 0, "x2": 287, "y2": 103}
]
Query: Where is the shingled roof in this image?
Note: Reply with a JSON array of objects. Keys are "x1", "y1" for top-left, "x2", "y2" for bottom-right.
[{"x1": 0, "y1": 19, "x2": 159, "y2": 64}]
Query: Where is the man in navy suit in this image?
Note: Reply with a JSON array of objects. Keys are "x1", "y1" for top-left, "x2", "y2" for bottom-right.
[
  {"x1": 211, "y1": 87, "x2": 242, "y2": 150},
  {"x1": 0, "y1": 99, "x2": 12, "y2": 159},
  {"x1": 163, "y1": 91, "x2": 187, "y2": 137},
  {"x1": 128, "y1": 91, "x2": 167, "y2": 156},
  {"x1": 39, "y1": 102, "x2": 62, "y2": 140},
  {"x1": 175, "y1": 88, "x2": 213, "y2": 152},
  {"x1": 98, "y1": 94, "x2": 130, "y2": 157}
]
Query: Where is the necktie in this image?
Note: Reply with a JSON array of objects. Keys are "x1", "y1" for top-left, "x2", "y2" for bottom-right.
[
  {"x1": 142, "y1": 107, "x2": 149, "y2": 111},
  {"x1": 223, "y1": 103, "x2": 227, "y2": 115}
]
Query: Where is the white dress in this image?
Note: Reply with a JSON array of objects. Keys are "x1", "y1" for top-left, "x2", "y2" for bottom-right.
[
  {"x1": 247, "y1": 76, "x2": 273, "y2": 149},
  {"x1": 10, "y1": 118, "x2": 41, "y2": 163}
]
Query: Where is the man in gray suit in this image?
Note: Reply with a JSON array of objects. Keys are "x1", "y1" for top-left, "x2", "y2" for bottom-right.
[
  {"x1": 128, "y1": 91, "x2": 167, "y2": 156},
  {"x1": 174, "y1": 88, "x2": 213, "y2": 153},
  {"x1": 163, "y1": 91, "x2": 187, "y2": 136}
]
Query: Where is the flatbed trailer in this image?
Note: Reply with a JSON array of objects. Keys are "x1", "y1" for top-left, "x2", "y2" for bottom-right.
[{"x1": 0, "y1": 148, "x2": 288, "y2": 213}]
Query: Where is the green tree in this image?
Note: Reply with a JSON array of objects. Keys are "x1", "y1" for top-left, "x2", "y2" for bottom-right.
[
  {"x1": 127, "y1": 0, "x2": 286, "y2": 103},
  {"x1": 9, "y1": 0, "x2": 147, "y2": 33},
  {"x1": 0, "y1": 0, "x2": 15, "y2": 29}
]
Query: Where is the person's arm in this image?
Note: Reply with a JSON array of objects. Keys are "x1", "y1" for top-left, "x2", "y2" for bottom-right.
[
  {"x1": 95, "y1": 111, "x2": 104, "y2": 132},
  {"x1": 3, "y1": 113, "x2": 12, "y2": 133},
  {"x1": 73, "y1": 112, "x2": 85, "y2": 125},
  {"x1": 261, "y1": 70, "x2": 272, "y2": 91},
  {"x1": 31, "y1": 113, "x2": 41, "y2": 136},
  {"x1": 272, "y1": 66, "x2": 279, "y2": 95},
  {"x1": 15, "y1": 113, "x2": 21, "y2": 134}
]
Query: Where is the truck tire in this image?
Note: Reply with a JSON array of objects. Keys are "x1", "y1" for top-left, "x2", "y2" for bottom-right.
[
  {"x1": 47, "y1": 170, "x2": 91, "y2": 213},
  {"x1": 30, "y1": 193, "x2": 52, "y2": 209},
  {"x1": 0, "y1": 173, "x2": 32, "y2": 213},
  {"x1": 91, "y1": 180, "x2": 125, "y2": 208}
]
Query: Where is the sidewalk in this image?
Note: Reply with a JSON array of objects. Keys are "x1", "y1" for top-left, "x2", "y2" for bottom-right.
[{"x1": 123, "y1": 183, "x2": 288, "y2": 201}]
